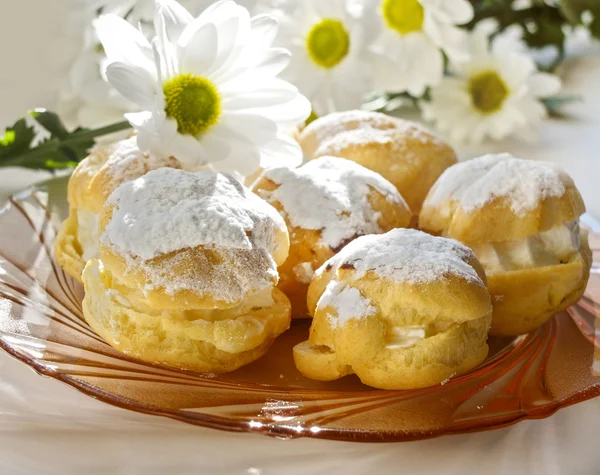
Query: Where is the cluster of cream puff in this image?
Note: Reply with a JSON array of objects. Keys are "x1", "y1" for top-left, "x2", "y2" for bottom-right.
[{"x1": 55, "y1": 111, "x2": 591, "y2": 389}]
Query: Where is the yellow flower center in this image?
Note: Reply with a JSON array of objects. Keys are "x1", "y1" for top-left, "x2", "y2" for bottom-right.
[
  {"x1": 469, "y1": 71, "x2": 509, "y2": 114},
  {"x1": 306, "y1": 18, "x2": 350, "y2": 69},
  {"x1": 163, "y1": 73, "x2": 221, "y2": 136},
  {"x1": 381, "y1": 0, "x2": 425, "y2": 35}
]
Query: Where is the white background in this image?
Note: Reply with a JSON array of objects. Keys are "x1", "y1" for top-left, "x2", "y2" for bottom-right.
[{"x1": 1, "y1": 1, "x2": 600, "y2": 474}]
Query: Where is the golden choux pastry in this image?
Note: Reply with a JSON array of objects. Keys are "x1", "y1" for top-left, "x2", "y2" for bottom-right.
[
  {"x1": 420, "y1": 153, "x2": 591, "y2": 336},
  {"x1": 294, "y1": 229, "x2": 492, "y2": 390},
  {"x1": 252, "y1": 156, "x2": 411, "y2": 319},
  {"x1": 54, "y1": 137, "x2": 180, "y2": 282},
  {"x1": 82, "y1": 168, "x2": 291, "y2": 373},
  {"x1": 297, "y1": 110, "x2": 458, "y2": 216}
]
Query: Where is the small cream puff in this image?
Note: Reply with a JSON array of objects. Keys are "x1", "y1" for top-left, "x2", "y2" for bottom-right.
[
  {"x1": 82, "y1": 168, "x2": 291, "y2": 373},
  {"x1": 420, "y1": 153, "x2": 591, "y2": 336},
  {"x1": 293, "y1": 229, "x2": 492, "y2": 390}
]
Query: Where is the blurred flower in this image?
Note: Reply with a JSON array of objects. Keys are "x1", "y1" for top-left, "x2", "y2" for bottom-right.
[
  {"x1": 273, "y1": 0, "x2": 375, "y2": 115},
  {"x1": 421, "y1": 30, "x2": 562, "y2": 144},
  {"x1": 58, "y1": 26, "x2": 137, "y2": 131},
  {"x1": 365, "y1": 0, "x2": 474, "y2": 96},
  {"x1": 95, "y1": 0, "x2": 310, "y2": 174}
]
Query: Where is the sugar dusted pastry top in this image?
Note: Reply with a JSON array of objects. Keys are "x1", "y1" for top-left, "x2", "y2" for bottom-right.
[
  {"x1": 308, "y1": 228, "x2": 491, "y2": 327},
  {"x1": 420, "y1": 154, "x2": 585, "y2": 242},
  {"x1": 257, "y1": 156, "x2": 409, "y2": 250},
  {"x1": 69, "y1": 137, "x2": 180, "y2": 213},
  {"x1": 300, "y1": 110, "x2": 400, "y2": 157},
  {"x1": 320, "y1": 228, "x2": 483, "y2": 285},
  {"x1": 313, "y1": 122, "x2": 435, "y2": 160},
  {"x1": 102, "y1": 168, "x2": 286, "y2": 261}
]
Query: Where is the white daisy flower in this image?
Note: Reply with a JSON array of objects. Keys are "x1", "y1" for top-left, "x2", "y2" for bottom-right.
[
  {"x1": 365, "y1": 0, "x2": 474, "y2": 96},
  {"x1": 421, "y1": 30, "x2": 562, "y2": 144},
  {"x1": 95, "y1": 0, "x2": 310, "y2": 174},
  {"x1": 273, "y1": 0, "x2": 375, "y2": 115}
]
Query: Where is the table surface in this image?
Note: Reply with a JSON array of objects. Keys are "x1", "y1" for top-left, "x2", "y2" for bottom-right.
[{"x1": 1, "y1": 1, "x2": 600, "y2": 474}]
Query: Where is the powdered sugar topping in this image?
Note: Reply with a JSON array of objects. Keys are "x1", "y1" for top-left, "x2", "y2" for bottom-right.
[
  {"x1": 320, "y1": 228, "x2": 482, "y2": 285},
  {"x1": 318, "y1": 281, "x2": 377, "y2": 327},
  {"x1": 314, "y1": 121, "x2": 437, "y2": 158},
  {"x1": 258, "y1": 156, "x2": 407, "y2": 249},
  {"x1": 98, "y1": 137, "x2": 180, "y2": 196},
  {"x1": 102, "y1": 168, "x2": 286, "y2": 261},
  {"x1": 425, "y1": 154, "x2": 568, "y2": 217},
  {"x1": 303, "y1": 110, "x2": 399, "y2": 147}
]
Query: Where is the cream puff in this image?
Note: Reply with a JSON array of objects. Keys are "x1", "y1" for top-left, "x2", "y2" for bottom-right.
[
  {"x1": 293, "y1": 229, "x2": 492, "y2": 390},
  {"x1": 54, "y1": 137, "x2": 180, "y2": 282},
  {"x1": 297, "y1": 110, "x2": 458, "y2": 216},
  {"x1": 82, "y1": 168, "x2": 291, "y2": 373},
  {"x1": 420, "y1": 153, "x2": 591, "y2": 336},
  {"x1": 252, "y1": 156, "x2": 411, "y2": 319}
]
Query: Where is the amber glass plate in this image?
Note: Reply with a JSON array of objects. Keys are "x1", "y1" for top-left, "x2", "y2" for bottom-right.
[{"x1": 1, "y1": 177, "x2": 599, "y2": 442}]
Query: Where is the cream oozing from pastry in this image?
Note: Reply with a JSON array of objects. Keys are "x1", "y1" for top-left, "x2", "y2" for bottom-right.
[
  {"x1": 385, "y1": 322, "x2": 455, "y2": 349},
  {"x1": 293, "y1": 262, "x2": 315, "y2": 284},
  {"x1": 77, "y1": 210, "x2": 100, "y2": 261},
  {"x1": 469, "y1": 220, "x2": 581, "y2": 275},
  {"x1": 385, "y1": 326, "x2": 426, "y2": 349}
]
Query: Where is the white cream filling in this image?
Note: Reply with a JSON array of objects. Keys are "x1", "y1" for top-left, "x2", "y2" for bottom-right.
[
  {"x1": 293, "y1": 262, "x2": 315, "y2": 284},
  {"x1": 385, "y1": 326, "x2": 427, "y2": 349},
  {"x1": 469, "y1": 220, "x2": 581, "y2": 275},
  {"x1": 77, "y1": 209, "x2": 100, "y2": 261},
  {"x1": 385, "y1": 322, "x2": 454, "y2": 349}
]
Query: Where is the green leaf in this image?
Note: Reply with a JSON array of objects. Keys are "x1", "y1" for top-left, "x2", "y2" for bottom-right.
[
  {"x1": 0, "y1": 118, "x2": 36, "y2": 159},
  {"x1": 542, "y1": 95, "x2": 582, "y2": 117},
  {"x1": 29, "y1": 109, "x2": 69, "y2": 139}
]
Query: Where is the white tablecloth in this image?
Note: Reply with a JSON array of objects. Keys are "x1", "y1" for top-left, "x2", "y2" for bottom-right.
[{"x1": 1, "y1": 1, "x2": 600, "y2": 473}]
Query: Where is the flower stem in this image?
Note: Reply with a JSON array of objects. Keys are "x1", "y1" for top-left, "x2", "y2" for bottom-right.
[{"x1": 0, "y1": 120, "x2": 131, "y2": 169}]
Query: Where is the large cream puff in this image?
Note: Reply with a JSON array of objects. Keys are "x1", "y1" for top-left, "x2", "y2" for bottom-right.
[
  {"x1": 82, "y1": 168, "x2": 291, "y2": 373},
  {"x1": 54, "y1": 137, "x2": 180, "y2": 282},
  {"x1": 419, "y1": 153, "x2": 591, "y2": 336},
  {"x1": 297, "y1": 110, "x2": 458, "y2": 216},
  {"x1": 293, "y1": 229, "x2": 492, "y2": 390},
  {"x1": 252, "y1": 156, "x2": 411, "y2": 319}
]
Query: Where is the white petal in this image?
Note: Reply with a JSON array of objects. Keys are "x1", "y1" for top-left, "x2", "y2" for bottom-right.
[
  {"x1": 424, "y1": 16, "x2": 470, "y2": 62},
  {"x1": 210, "y1": 8, "x2": 252, "y2": 79},
  {"x1": 421, "y1": 0, "x2": 474, "y2": 25},
  {"x1": 205, "y1": 124, "x2": 261, "y2": 175},
  {"x1": 259, "y1": 133, "x2": 303, "y2": 169},
  {"x1": 248, "y1": 14, "x2": 279, "y2": 53},
  {"x1": 197, "y1": 125, "x2": 233, "y2": 162},
  {"x1": 125, "y1": 110, "x2": 154, "y2": 129},
  {"x1": 221, "y1": 79, "x2": 299, "y2": 109},
  {"x1": 155, "y1": 0, "x2": 194, "y2": 43},
  {"x1": 105, "y1": 62, "x2": 156, "y2": 109},
  {"x1": 220, "y1": 112, "x2": 277, "y2": 146},
  {"x1": 495, "y1": 53, "x2": 535, "y2": 91},
  {"x1": 169, "y1": 133, "x2": 208, "y2": 168},
  {"x1": 179, "y1": 22, "x2": 218, "y2": 75},
  {"x1": 94, "y1": 15, "x2": 153, "y2": 70},
  {"x1": 527, "y1": 72, "x2": 562, "y2": 97},
  {"x1": 252, "y1": 93, "x2": 312, "y2": 128}
]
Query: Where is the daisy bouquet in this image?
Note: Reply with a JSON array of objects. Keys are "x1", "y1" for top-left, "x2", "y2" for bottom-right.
[{"x1": 0, "y1": 0, "x2": 598, "y2": 173}]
